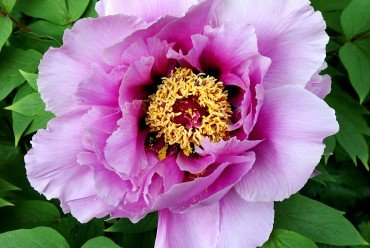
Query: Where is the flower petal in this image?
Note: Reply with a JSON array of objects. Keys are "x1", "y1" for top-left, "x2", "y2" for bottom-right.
[
  {"x1": 216, "y1": 189, "x2": 274, "y2": 248},
  {"x1": 153, "y1": 151, "x2": 255, "y2": 212},
  {"x1": 213, "y1": 0, "x2": 329, "y2": 88},
  {"x1": 155, "y1": 205, "x2": 220, "y2": 248},
  {"x1": 96, "y1": 0, "x2": 199, "y2": 22},
  {"x1": 76, "y1": 64, "x2": 121, "y2": 108},
  {"x1": 105, "y1": 100, "x2": 148, "y2": 176},
  {"x1": 305, "y1": 64, "x2": 332, "y2": 99},
  {"x1": 25, "y1": 112, "x2": 96, "y2": 208},
  {"x1": 235, "y1": 86, "x2": 339, "y2": 202},
  {"x1": 67, "y1": 196, "x2": 113, "y2": 223},
  {"x1": 38, "y1": 15, "x2": 145, "y2": 116}
]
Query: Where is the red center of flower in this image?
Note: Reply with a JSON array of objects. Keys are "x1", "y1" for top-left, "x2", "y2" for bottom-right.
[{"x1": 172, "y1": 96, "x2": 209, "y2": 130}]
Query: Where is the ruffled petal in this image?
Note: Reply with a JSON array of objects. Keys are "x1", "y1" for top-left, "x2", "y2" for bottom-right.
[
  {"x1": 216, "y1": 189, "x2": 274, "y2": 248},
  {"x1": 153, "y1": 150, "x2": 255, "y2": 212},
  {"x1": 96, "y1": 0, "x2": 199, "y2": 22},
  {"x1": 305, "y1": 63, "x2": 332, "y2": 99},
  {"x1": 155, "y1": 205, "x2": 220, "y2": 248},
  {"x1": 156, "y1": 0, "x2": 219, "y2": 53},
  {"x1": 67, "y1": 196, "x2": 114, "y2": 223},
  {"x1": 76, "y1": 64, "x2": 121, "y2": 108},
  {"x1": 200, "y1": 24, "x2": 258, "y2": 75},
  {"x1": 213, "y1": 0, "x2": 329, "y2": 88},
  {"x1": 105, "y1": 100, "x2": 148, "y2": 176},
  {"x1": 119, "y1": 57, "x2": 155, "y2": 104},
  {"x1": 235, "y1": 86, "x2": 339, "y2": 202},
  {"x1": 25, "y1": 112, "x2": 96, "y2": 208},
  {"x1": 38, "y1": 15, "x2": 145, "y2": 116}
]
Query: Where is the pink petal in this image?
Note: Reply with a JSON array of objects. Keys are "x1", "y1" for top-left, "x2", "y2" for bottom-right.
[
  {"x1": 104, "y1": 17, "x2": 176, "y2": 66},
  {"x1": 153, "y1": 151, "x2": 255, "y2": 212},
  {"x1": 200, "y1": 24, "x2": 258, "y2": 75},
  {"x1": 25, "y1": 112, "x2": 96, "y2": 208},
  {"x1": 67, "y1": 196, "x2": 113, "y2": 223},
  {"x1": 176, "y1": 152, "x2": 215, "y2": 174},
  {"x1": 38, "y1": 15, "x2": 145, "y2": 116},
  {"x1": 236, "y1": 86, "x2": 339, "y2": 202},
  {"x1": 305, "y1": 64, "x2": 332, "y2": 99},
  {"x1": 119, "y1": 57, "x2": 155, "y2": 104},
  {"x1": 155, "y1": 205, "x2": 220, "y2": 248},
  {"x1": 217, "y1": 189, "x2": 274, "y2": 248},
  {"x1": 76, "y1": 64, "x2": 121, "y2": 108},
  {"x1": 213, "y1": 0, "x2": 329, "y2": 88},
  {"x1": 96, "y1": 0, "x2": 199, "y2": 22},
  {"x1": 105, "y1": 100, "x2": 148, "y2": 176},
  {"x1": 156, "y1": 0, "x2": 219, "y2": 53}
]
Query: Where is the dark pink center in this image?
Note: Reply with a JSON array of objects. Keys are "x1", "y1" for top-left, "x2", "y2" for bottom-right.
[{"x1": 172, "y1": 96, "x2": 208, "y2": 129}]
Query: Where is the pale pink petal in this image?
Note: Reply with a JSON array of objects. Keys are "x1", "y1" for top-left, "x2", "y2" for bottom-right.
[
  {"x1": 155, "y1": 205, "x2": 220, "y2": 248},
  {"x1": 156, "y1": 0, "x2": 219, "y2": 53},
  {"x1": 67, "y1": 196, "x2": 114, "y2": 223},
  {"x1": 153, "y1": 151, "x2": 255, "y2": 212},
  {"x1": 305, "y1": 63, "x2": 332, "y2": 99},
  {"x1": 93, "y1": 169, "x2": 129, "y2": 207},
  {"x1": 96, "y1": 0, "x2": 200, "y2": 22},
  {"x1": 200, "y1": 24, "x2": 258, "y2": 75},
  {"x1": 105, "y1": 100, "x2": 148, "y2": 176},
  {"x1": 213, "y1": 0, "x2": 329, "y2": 88},
  {"x1": 104, "y1": 17, "x2": 176, "y2": 66},
  {"x1": 216, "y1": 189, "x2": 274, "y2": 248},
  {"x1": 76, "y1": 64, "x2": 121, "y2": 108},
  {"x1": 38, "y1": 15, "x2": 145, "y2": 116},
  {"x1": 25, "y1": 112, "x2": 96, "y2": 206},
  {"x1": 143, "y1": 157, "x2": 184, "y2": 206},
  {"x1": 236, "y1": 86, "x2": 339, "y2": 202}
]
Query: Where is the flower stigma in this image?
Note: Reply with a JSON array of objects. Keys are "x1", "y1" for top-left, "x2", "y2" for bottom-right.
[{"x1": 146, "y1": 68, "x2": 232, "y2": 157}]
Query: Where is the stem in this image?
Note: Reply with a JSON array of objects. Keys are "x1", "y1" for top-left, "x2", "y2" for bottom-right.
[
  {"x1": 351, "y1": 29, "x2": 370, "y2": 42},
  {"x1": 0, "y1": 8, "x2": 32, "y2": 33}
]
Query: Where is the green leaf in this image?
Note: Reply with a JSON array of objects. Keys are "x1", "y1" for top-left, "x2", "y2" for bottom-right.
[
  {"x1": 0, "y1": 197, "x2": 13, "y2": 207},
  {"x1": 0, "y1": 47, "x2": 42, "y2": 101},
  {"x1": 339, "y1": 41, "x2": 370, "y2": 103},
  {"x1": 25, "y1": 111, "x2": 54, "y2": 135},
  {"x1": 326, "y1": 86, "x2": 370, "y2": 169},
  {"x1": 0, "y1": 15, "x2": 12, "y2": 51},
  {"x1": 0, "y1": 0, "x2": 17, "y2": 12},
  {"x1": 262, "y1": 229, "x2": 318, "y2": 248},
  {"x1": 5, "y1": 93, "x2": 45, "y2": 116},
  {"x1": 54, "y1": 216, "x2": 104, "y2": 248},
  {"x1": 0, "y1": 227, "x2": 69, "y2": 248},
  {"x1": 66, "y1": 0, "x2": 90, "y2": 22},
  {"x1": 83, "y1": 0, "x2": 98, "y2": 18},
  {"x1": 105, "y1": 213, "x2": 157, "y2": 233},
  {"x1": 11, "y1": 83, "x2": 35, "y2": 145},
  {"x1": 311, "y1": 0, "x2": 352, "y2": 33},
  {"x1": 16, "y1": 0, "x2": 68, "y2": 25},
  {"x1": 0, "y1": 200, "x2": 60, "y2": 232},
  {"x1": 0, "y1": 178, "x2": 20, "y2": 192},
  {"x1": 341, "y1": 0, "x2": 370, "y2": 40},
  {"x1": 82, "y1": 237, "x2": 120, "y2": 248},
  {"x1": 29, "y1": 20, "x2": 67, "y2": 42},
  {"x1": 19, "y1": 70, "x2": 38, "y2": 90},
  {"x1": 323, "y1": 136, "x2": 336, "y2": 164},
  {"x1": 274, "y1": 194, "x2": 368, "y2": 246},
  {"x1": 121, "y1": 230, "x2": 156, "y2": 248}
]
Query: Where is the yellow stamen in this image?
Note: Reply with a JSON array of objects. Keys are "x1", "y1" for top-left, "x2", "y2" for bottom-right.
[
  {"x1": 158, "y1": 144, "x2": 168, "y2": 161},
  {"x1": 146, "y1": 68, "x2": 232, "y2": 156}
]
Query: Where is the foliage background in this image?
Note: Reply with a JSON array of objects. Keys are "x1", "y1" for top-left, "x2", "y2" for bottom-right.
[{"x1": 0, "y1": 0, "x2": 369, "y2": 247}]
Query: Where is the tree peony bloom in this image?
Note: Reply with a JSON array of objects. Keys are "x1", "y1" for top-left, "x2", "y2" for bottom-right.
[{"x1": 26, "y1": 0, "x2": 339, "y2": 247}]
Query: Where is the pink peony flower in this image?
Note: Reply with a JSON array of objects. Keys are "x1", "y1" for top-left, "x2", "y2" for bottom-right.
[{"x1": 25, "y1": 0, "x2": 339, "y2": 247}]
